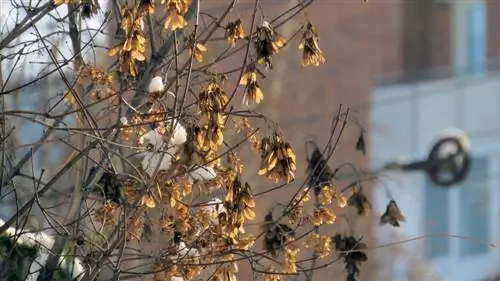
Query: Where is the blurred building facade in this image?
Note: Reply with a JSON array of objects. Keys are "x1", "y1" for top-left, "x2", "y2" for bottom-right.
[{"x1": 370, "y1": 1, "x2": 500, "y2": 280}]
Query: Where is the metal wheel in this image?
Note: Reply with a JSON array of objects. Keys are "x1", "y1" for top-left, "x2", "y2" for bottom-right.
[{"x1": 426, "y1": 136, "x2": 471, "y2": 187}]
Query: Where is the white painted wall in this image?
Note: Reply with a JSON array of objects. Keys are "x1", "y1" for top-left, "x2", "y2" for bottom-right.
[{"x1": 370, "y1": 73, "x2": 500, "y2": 281}]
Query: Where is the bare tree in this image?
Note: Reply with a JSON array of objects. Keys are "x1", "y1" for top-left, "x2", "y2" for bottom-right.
[{"x1": 0, "y1": 1, "x2": 394, "y2": 281}]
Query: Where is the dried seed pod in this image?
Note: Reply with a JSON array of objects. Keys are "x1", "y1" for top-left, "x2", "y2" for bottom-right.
[
  {"x1": 225, "y1": 19, "x2": 245, "y2": 47},
  {"x1": 306, "y1": 143, "x2": 334, "y2": 194},
  {"x1": 380, "y1": 200, "x2": 406, "y2": 227},
  {"x1": 356, "y1": 131, "x2": 366, "y2": 155},
  {"x1": 263, "y1": 212, "x2": 295, "y2": 257},
  {"x1": 332, "y1": 234, "x2": 368, "y2": 281},
  {"x1": 347, "y1": 187, "x2": 372, "y2": 216},
  {"x1": 254, "y1": 21, "x2": 286, "y2": 69},
  {"x1": 299, "y1": 22, "x2": 326, "y2": 67},
  {"x1": 258, "y1": 133, "x2": 296, "y2": 183}
]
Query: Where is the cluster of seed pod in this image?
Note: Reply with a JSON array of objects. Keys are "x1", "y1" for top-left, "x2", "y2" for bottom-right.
[
  {"x1": 262, "y1": 212, "x2": 296, "y2": 257},
  {"x1": 106, "y1": 3, "x2": 147, "y2": 77},
  {"x1": 380, "y1": 200, "x2": 406, "y2": 227},
  {"x1": 240, "y1": 67, "x2": 264, "y2": 106},
  {"x1": 287, "y1": 188, "x2": 311, "y2": 225},
  {"x1": 304, "y1": 233, "x2": 332, "y2": 258},
  {"x1": 236, "y1": 180, "x2": 256, "y2": 222},
  {"x1": 299, "y1": 21, "x2": 326, "y2": 67},
  {"x1": 225, "y1": 19, "x2": 245, "y2": 48},
  {"x1": 306, "y1": 144, "x2": 334, "y2": 195},
  {"x1": 219, "y1": 177, "x2": 256, "y2": 237},
  {"x1": 347, "y1": 186, "x2": 372, "y2": 216},
  {"x1": 76, "y1": 64, "x2": 113, "y2": 86},
  {"x1": 254, "y1": 21, "x2": 286, "y2": 69},
  {"x1": 332, "y1": 234, "x2": 368, "y2": 281},
  {"x1": 197, "y1": 79, "x2": 228, "y2": 149},
  {"x1": 312, "y1": 206, "x2": 336, "y2": 226},
  {"x1": 186, "y1": 33, "x2": 208, "y2": 63},
  {"x1": 258, "y1": 133, "x2": 297, "y2": 183}
]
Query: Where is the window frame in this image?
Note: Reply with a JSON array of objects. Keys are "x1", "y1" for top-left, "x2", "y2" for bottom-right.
[{"x1": 452, "y1": 0, "x2": 487, "y2": 76}]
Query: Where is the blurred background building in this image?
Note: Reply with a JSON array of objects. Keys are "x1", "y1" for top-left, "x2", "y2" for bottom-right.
[
  {"x1": 370, "y1": 1, "x2": 500, "y2": 280},
  {"x1": 255, "y1": 0, "x2": 500, "y2": 280}
]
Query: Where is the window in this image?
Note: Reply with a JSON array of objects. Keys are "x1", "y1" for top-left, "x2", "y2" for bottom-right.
[
  {"x1": 458, "y1": 157, "x2": 490, "y2": 256},
  {"x1": 453, "y1": 1, "x2": 487, "y2": 76},
  {"x1": 424, "y1": 156, "x2": 490, "y2": 259},
  {"x1": 425, "y1": 183, "x2": 450, "y2": 258}
]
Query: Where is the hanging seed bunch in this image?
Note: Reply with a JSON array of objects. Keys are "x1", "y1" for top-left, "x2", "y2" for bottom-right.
[
  {"x1": 317, "y1": 184, "x2": 334, "y2": 205},
  {"x1": 227, "y1": 151, "x2": 243, "y2": 175},
  {"x1": 287, "y1": 188, "x2": 311, "y2": 225},
  {"x1": 262, "y1": 212, "x2": 296, "y2": 257},
  {"x1": 219, "y1": 176, "x2": 256, "y2": 239},
  {"x1": 186, "y1": 32, "x2": 208, "y2": 63},
  {"x1": 226, "y1": 177, "x2": 256, "y2": 223},
  {"x1": 240, "y1": 65, "x2": 264, "y2": 106},
  {"x1": 315, "y1": 182, "x2": 347, "y2": 216},
  {"x1": 306, "y1": 143, "x2": 335, "y2": 195},
  {"x1": 304, "y1": 233, "x2": 331, "y2": 258},
  {"x1": 380, "y1": 200, "x2": 406, "y2": 227},
  {"x1": 336, "y1": 190, "x2": 348, "y2": 208},
  {"x1": 107, "y1": 3, "x2": 146, "y2": 77},
  {"x1": 238, "y1": 182, "x2": 256, "y2": 220},
  {"x1": 282, "y1": 242, "x2": 299, "y2": 274},
  {"x1": 299, "y1": 21, "x2": 326, "y2": 67},
  {"x1": 254, "y1": 21, "x2": 286, "y2": 70},
  {"x1": 75, "y1": 64, "x2": 115, "y2": 102},
  {"x1": 76, "y1": 64, "x2": 113, "y2": 85},
  {"x1": 225, "y1": 19, "x2": 245, "y2": 48},
  {"x1": 312, "y1": 205, "x2": 336, "y2": 226},
  {"x1": 224, "y1": 176, "x2": 256, "y2": 220},
  {"x1": 347, "y1": 186, "x2": 373, "y2": 216},
  {"x1": 163, "y1": 0, "x2": 192, "y2": 31},
  {"x1": 332, "y1": 234, "x2": 368, "y2": 281},
  {"x1": 258, "y1": 132, "x2": 297, "y2": 183},
  {"x1": 355, "y1": 131, "x2": 366, "y2": 155},
  {"x1": 197, "y1": 78, "x2": 228, "y2": 150}
]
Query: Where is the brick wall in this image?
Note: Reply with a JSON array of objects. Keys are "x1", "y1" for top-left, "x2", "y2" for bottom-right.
[
  {"x1": 204, "y1": 1, "x2": 405, "y2": 280},
  {"x1": 399, "y1": 0, "x2": 500, "y2": 81},
  {"x1": 487, "y1": 1, "x2": 500, "y2": 68}
]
